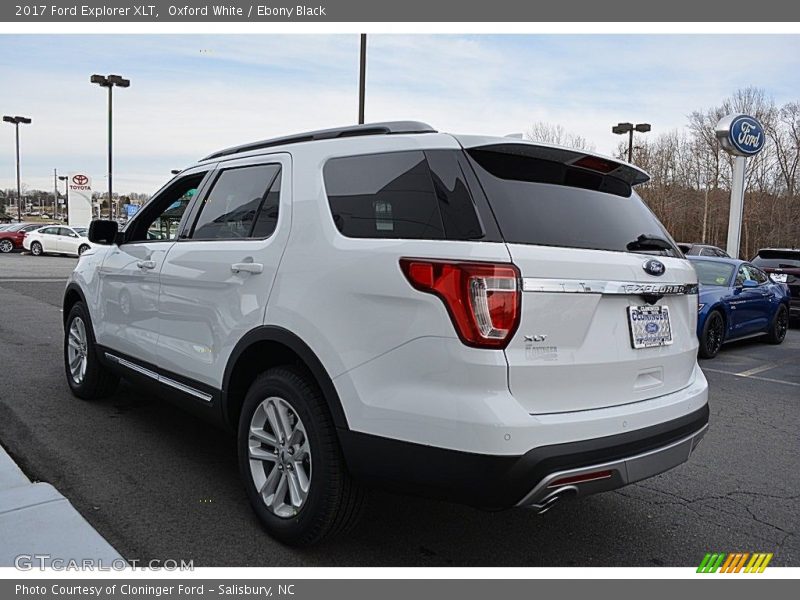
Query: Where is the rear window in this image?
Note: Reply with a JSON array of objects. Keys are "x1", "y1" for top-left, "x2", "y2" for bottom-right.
[
  {"x1": 466, "y1": 146, "x2": 679, "y2": 256},
  {"x1": 323, "y1": 150, "x2": 484, "y2": 241},
  {"x1": 752, "y1": 250, "x2": 800, "y2": 269}
]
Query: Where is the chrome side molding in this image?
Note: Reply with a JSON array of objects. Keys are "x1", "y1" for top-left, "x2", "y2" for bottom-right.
[
  {"x1": 104, "y1": 352, "x2": 213, "y2": 403},
  {"x1": 522, "y1": 278, "x2": 698, "y2": 296}
]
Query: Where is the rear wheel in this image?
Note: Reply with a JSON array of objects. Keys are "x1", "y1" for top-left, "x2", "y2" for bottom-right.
[
  {"x1": 30, "y1": 241, "x2": 43, "y2": 256},
  {"x1": 64, "y1": 302, "x2": 119, "y2": 400},
  {"x1": 699, "y1": 310, "x2": 725, "y2": 359},
  {"x1": 766, "y1": 304, "x2": 789, "y2": 345},
  {"x1": 238, "y1": 366, "x2": 364, "y2": 546},
  {"x1": 0, "y1": 239, "x2": 12, "y2": 253}
]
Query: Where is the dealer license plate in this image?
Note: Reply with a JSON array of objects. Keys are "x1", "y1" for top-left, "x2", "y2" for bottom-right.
[{"x1": 628, "y1": 305, "x2": 673, "y2": 349}]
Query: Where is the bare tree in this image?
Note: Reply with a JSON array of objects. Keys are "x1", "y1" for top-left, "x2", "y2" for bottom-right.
[{"x1": 525, "y1": 122, "x2": 596, "y2": 151}]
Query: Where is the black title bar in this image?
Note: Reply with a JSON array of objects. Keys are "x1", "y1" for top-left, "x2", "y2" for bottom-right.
[{"x1": 3, "y1": 0, "x2": 800, "y2": 22}]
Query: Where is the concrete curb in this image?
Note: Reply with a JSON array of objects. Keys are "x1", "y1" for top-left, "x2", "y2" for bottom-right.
[{"x1": 0, "y1": 443, "x2": 125, "y2": 568}]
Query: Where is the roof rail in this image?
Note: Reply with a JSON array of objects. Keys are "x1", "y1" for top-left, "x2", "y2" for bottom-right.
[{"x1": 201, "y1": 121, "x2": 437, "y2": 161}]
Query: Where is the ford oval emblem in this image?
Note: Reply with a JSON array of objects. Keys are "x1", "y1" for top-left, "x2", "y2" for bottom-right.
[
  {"x1": 645, "y1": 322, "x2": 659, "y2": 334},
  {"x1": 729, "y1": 115, "x2": 765, "y2": 156},
  {"x1": 643, "y1": 259, "x2": 665, "y2": 277}
]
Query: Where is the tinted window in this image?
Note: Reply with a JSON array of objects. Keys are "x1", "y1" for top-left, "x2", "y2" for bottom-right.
[
  {"x1": 424, "y1": 150, "x2": 484, "y2": 240},
  {"x1": 750, "y1": 266, "x2": 769, "y2": 284},
  {"x1": 752, "y1": 250, "x2": 800, "y2": 269},
  {"x1": 250, "y1": 168, "x2": 281, "y2": 239},
  {"x1": 466, "y1": 146, "x2": 679, "y2": 256},
  {"x1": 692, "y1": 260, "x2": 735, "y2": 287},
  {"x1": 325, "y1": 151, "x2": 444, "y2": 240},
  {"x1": 192, "y1": 164, "x2": 281, "y2": 240}
]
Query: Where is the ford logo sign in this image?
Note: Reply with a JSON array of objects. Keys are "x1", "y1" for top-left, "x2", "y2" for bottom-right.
[
  {"x1": 715, "y1": 114, "x2": 766, "y2": 157},
  {"x1": 645, "y1": 322, "x2": 660, "y2": 334},
  {"x1": 643, "y1": 259, "x2": 665, "y2": 277},
  {"x1": 729, "y1": 115, "x2": 765, "y2": 156}
]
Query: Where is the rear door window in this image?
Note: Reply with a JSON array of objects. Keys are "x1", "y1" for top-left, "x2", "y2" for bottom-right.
[{"x1": 466, "y1": 145, "x2": 679, "y2": 256}]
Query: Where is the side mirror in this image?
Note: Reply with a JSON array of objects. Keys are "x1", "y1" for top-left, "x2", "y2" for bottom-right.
[
  {"x1": 742, "y1": 279, "x2": 759, "y2": 289},
  {"x1": 88, "y1": 219, "x2": 119, "y2": 245}
]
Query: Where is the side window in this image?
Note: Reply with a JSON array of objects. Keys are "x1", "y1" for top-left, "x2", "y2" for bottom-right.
[
  {"x1": 324, "y1": 151, "x2": 445, "y2": 240},
  {"x1": 735, "y1": 266, "x2": 748, "y2": 286},
  {"x1": 40, "y1": 227, "x2": 57, "y2": 235},
  {"x1": 191, "y1": 164, "x2": 281, "y2": 240},
  {"x1": 127, "y1": 174, "x2": 205, "y2": 243},
  {"x1": 750, "y1": 266, "x2": 769, "y2": 285},
  {"x1": 60, "y1": 227, "x2": 78, "y2": 238}
]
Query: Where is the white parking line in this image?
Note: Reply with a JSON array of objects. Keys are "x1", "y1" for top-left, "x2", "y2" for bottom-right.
[{"x1": 702, "y1": 367, "x2": 800, "y2": 388}]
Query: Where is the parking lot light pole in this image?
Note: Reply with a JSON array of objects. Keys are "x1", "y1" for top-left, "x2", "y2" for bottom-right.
[
  {"x1": 3, "y1": 115, "x2": 32, "y2": 222},
  {"x1": 358, "y1": 34, "x2": 366, "y2": 124},
  {"x1": 58, "y1": 174, "x2": 69, "y2": 222},
  {"x1": 612, "y1": 122, "x2": 651, "y2": 163},
  {"x1": 91, "y1": 74, "x2": 130, "y2": 220}
]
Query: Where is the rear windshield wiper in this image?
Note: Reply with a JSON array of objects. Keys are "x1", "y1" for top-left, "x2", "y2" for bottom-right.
[{"x1": 626, "y1": 234, "x2": 675, "y2": 254}]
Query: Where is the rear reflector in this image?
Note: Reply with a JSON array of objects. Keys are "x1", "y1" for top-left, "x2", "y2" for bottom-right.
[
  {"x1": 547, "y1": 470, "x2": 614, "y2": 488},
  {"x1": 399, "y1": 258, "x2": 521, "y2": 349}
]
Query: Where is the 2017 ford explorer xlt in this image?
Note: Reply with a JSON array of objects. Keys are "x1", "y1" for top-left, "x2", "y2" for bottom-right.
[{"x1": 63, "y1": 122, "x2": 709, "y2": 545}]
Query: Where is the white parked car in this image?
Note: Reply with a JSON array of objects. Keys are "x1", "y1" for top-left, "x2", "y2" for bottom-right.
[
  {"x1": 63, "y1": 122, "x2": 709, "y2": 546},
  {"x1": 24, "y1": 225, "x2": 92, "y2": 257}
]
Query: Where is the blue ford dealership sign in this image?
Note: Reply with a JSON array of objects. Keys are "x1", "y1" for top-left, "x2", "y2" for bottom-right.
[
  {"x1": 715, "y1": 113, "x2": 766, "y2": 157},
  {"x1": 729, "y1": 115, "x2": 765, "y2": 156}
]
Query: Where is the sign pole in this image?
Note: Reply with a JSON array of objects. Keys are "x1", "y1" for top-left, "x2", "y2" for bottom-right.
[
  {"x1": 715, "y1": 113, "x2": 765, "y2": 260},
  {"x1": 726, "y1": 156, "x2": 747, "y2": 258}
]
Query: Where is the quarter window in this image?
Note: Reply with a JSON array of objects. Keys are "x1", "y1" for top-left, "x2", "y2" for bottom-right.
[
  {"x1": 323, "y1": 150, "x2": 484, "y2": 241},
  {"x1": 191, "y1": 164, "x2": 281, "y2": 240}
]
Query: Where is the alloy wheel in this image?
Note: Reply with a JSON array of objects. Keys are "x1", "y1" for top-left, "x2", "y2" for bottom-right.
[
  {"x1": 0, "y1": 240, "x2": 12, "y2": 253},
  {"x1": 706, "y1": 314, "x2": 723, "y2": 356},
  {"x1": 67, "y1": 316, "x2": 89, "y2": 385},
  {"x1": 31, "y1": 242, "x2": 42, "y2": 256},
  {"x1": 248, "y1": 396, "x2": 312, "y2": 518},
  {"x1": 775, "y1": 309, "x2": 788, "y2": 341}
]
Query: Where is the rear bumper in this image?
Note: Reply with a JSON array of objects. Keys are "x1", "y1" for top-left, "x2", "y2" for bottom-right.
[{"x1": 339, "y1": 402, "x2": 709, "y2": 510}]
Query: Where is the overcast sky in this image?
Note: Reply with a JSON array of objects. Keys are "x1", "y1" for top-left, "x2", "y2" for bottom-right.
[{"x1": 2, "y1": 34, "x2": 800, "y2": 195}]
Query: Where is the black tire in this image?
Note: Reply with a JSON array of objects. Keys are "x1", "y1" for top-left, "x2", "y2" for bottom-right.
[
  {"x1": 238, "y1": 366, "x2": 364, "y2": 546},
  {"x1": 766, "y1": 304, "x2": 789, "y2": 345},
  {"x1": 30, "y1": 241, "x2": 43, "y2": 256},
  {"x1": 699, "y1": 310, "x2": 725, "y2": 359},
  {"x1": 78, "y1": 244, "x2": 90, "y2": 256},
  {"x1": 0, "y1": 239, "x2": 13, "y2": 253},
  {"x1": 64, "y1": 302, "x2": 119, "y2": 400}
]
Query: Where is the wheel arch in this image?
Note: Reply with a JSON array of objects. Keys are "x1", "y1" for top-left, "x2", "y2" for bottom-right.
[
  {"x1": 63, "y1": 283, "x2": 89, "y2": 328},
  {"x1": 221, "y1": 326, "x2": 348, "y2": 433}
]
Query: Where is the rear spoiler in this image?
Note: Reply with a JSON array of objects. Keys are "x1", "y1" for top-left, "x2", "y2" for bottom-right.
[{"x1": 453, "y1": 135, "x2": 650, "y2": 187}]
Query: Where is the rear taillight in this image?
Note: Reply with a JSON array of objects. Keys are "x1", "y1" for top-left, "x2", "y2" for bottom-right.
[{"x1": 399, "y1": 258, "x2": 521, "y2": 349}]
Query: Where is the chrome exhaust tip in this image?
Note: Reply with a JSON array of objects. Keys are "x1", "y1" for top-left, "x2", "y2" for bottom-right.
[{"x1": 530, "y1": 485, "x2": 578, "y2": 514}]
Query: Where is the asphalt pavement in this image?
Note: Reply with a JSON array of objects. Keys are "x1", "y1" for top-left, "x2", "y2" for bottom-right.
[{"x1": 0, "y1": 252, "x2": 798, "y2": 567}]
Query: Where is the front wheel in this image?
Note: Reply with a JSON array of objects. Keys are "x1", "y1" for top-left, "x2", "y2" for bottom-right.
[
  {"x1": 238, "y1": 366, "x2": 364, "y2": 546},
  {"x1": 766, "y1": 304, "x2": 789, "y2": 345},
  {"x1": 30, "y1": 241, "x2": 43, "y2": 256},
  {"x1": 699, "y1": 310, "x2": 725, "y2": 359},
  {"x1": 64, "y1": 302, "x2": 119, "y2": 400},
  {"x1": 78, "y1": 244, "x2": 90, "y2": 256}
]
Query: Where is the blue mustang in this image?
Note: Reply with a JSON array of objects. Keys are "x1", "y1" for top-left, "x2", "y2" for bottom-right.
[{"x1": 688, "y1": 256, "x2": 791, "y2": 358}]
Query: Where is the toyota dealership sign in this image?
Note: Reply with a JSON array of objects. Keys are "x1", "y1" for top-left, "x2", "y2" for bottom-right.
[{"x1": 68, "y1": 172, "x2": 93, "y2": 227}]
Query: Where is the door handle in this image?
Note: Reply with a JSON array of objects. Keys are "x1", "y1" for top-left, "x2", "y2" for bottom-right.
[
  {"x1": 136, "y1": 260, "x2": 157, "y2": 270},
  {"x1": 231, "y1": 262, "x2": 264, "y2": 275}
]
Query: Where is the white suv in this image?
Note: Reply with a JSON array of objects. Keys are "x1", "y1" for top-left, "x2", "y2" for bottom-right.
[{"x1": 63, "y1": 122, "x2": 708, "y2": 545}]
